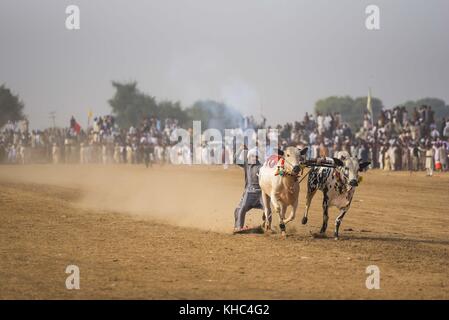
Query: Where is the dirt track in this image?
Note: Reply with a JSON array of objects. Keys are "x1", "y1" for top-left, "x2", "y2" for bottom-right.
[{"x1": 0, "y1": 164, "x2": 448, "y2": 299}]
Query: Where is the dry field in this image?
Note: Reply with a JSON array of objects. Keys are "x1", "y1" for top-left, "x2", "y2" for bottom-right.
[{"x1": 0, "y1": 164, "x2": 448, "y2": 299}]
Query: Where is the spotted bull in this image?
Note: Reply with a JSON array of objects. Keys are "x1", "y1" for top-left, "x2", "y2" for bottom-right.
[{"x1": 301, "y1": 151, "x2": 370, "y2": 239}]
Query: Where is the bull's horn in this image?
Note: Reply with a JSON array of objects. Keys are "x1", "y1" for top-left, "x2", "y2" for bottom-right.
[
  {"x1": 332, "y1": 158, "x2": 344, "y2": 167},
  {"x1": 299, "y1": 147, "x2": 308, "y2": 156},
  {"x1": 275, "y1": 148, "x2": 284, "y2": 156},
  {"x1": 359, "y1": 161, "x2": 371, "y2": 171}
]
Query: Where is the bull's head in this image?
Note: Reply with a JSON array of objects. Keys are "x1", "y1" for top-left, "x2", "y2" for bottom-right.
[
  {"x1": 335, "y1": 151, "x2": 370, "y2": 188},
  {"x1": 277, "y1": 146, "x2": 308, "y2": 175}
]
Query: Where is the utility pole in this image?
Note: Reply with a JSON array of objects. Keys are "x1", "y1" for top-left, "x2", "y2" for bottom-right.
[{"x1": 49, "y1": 111, "x2": 56, "y2": 129}]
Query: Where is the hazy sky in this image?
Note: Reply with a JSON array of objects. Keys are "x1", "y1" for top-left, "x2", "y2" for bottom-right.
[{"x1": 1, "y1": 0, "x2": 448, "y2": 129}]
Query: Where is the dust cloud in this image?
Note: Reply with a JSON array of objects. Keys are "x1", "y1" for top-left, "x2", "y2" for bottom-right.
[{"x1": 0, "y1": 164, "x2": 264, "y2": 232}]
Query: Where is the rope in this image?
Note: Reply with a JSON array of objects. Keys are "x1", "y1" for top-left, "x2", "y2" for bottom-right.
[{"x1": 297, "y1": 168, "x2": 312, "y2": 183}]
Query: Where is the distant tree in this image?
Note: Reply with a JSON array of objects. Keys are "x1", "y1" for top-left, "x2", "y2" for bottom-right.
[
  {"x1": 108, "y1": 81, "x2": 158, "y2": 128},
  {"x1": 158, "y1": 100, "x2": 189, "y2": 127},
  {"x1": 315, "y1": 95, "x2": 383, "y2": 129},
  {"x1": 185, "y1": 102, "x2": 211, "y2": 127},
  {"x1": 108, "y1": 82, "x2": 242, "y2": 130},
  {"x1": 0, "y1": 85, "x2": 25, "y2": 128},
  {"x1": 401, "y1": 97, "x2": 449, "y2": 120}
]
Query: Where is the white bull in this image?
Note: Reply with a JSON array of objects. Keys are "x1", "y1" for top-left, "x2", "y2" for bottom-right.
[{"x1": 259, "y1": 146, "x2": 308, "y2": 236}]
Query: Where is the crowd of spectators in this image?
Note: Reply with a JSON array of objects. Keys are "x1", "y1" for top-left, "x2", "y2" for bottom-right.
[{"x1": 1, "y1": 105, "x2": 448, "y2": 174}]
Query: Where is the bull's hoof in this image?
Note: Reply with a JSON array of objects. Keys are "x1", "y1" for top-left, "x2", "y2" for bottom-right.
[
  {"x1": 311, "y1": 232, "x2": 327, "y2": 239},
  {"x1": 263, "y1": 225, "x2": 273, "y2": 233},
  {"x1": 301, "y1": 217, "x2": 308, "y2": 225},
  {"x1": 281, "y1": 230, "x2": 286, "y2": 237}
]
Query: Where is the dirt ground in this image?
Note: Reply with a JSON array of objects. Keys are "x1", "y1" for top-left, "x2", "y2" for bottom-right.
[{"x1": 0, "y1": 164, "x2": 448, "y2": 299}]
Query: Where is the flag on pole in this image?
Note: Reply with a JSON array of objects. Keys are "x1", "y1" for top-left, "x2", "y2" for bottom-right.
[
  {"x1": 367, "y1": 88, "x2": 373, "y2": 116},
  {"x1": 74, "y1": 121, "x2": 81, "y2": 134},
  {"x1": 367, "y1": 88, "x2": 374, "y2": 127},
  {"x1": 87, "y1": 109, "x2": 93, "y2": 127},
  {"x1": 70, "y1": 116, "x2": 81, "y2": 134}
]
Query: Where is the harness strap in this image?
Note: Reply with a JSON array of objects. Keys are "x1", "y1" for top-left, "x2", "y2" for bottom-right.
[
  {"x1": 274, "y1": 158, "x2": 303, "y2": 181},
  {"x1": 297, "y1": 168, "x2": 312, "y2": 184},
  {"x1": 275, "y1": 158, "x2": 286, "y2": 176}
]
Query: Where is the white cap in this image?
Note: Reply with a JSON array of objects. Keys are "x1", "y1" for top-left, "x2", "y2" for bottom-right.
[{"x1": 247, "y1": 147, "x2": 258, "y2": 160}]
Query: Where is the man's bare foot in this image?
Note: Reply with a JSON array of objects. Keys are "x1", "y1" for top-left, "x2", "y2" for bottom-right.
[{"x1": 233, "y1": 226, "x2": 250, "y2": 234}]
